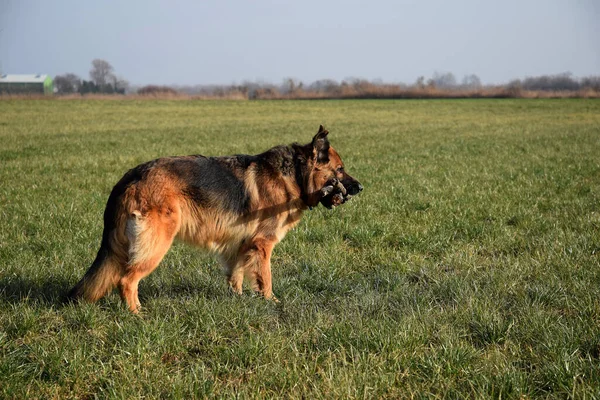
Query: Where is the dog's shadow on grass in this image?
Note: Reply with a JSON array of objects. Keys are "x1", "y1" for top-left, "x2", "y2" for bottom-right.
[
  {"x1": 0, "y1": 273, "x2": 231, "y2": 309},
  {"x1": 138, "y1": 278, "x2": 231, "y2": 303},
  {"x1": 0, "y1": 274, "x2": 74, "y2": 308}
]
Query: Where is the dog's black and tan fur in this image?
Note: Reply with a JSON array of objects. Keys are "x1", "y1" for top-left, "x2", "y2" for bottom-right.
[{"x1": 68, "y1": 125, "x2": 362, "y2": 312}]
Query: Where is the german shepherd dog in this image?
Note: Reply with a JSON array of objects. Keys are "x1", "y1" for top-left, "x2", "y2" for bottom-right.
[{"x1": 68, "y1": 125, "x2": 362, "y2": 312}]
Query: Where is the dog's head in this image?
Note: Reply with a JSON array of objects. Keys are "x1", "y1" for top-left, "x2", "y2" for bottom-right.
[{"x1": 302, "y1": 125, "x2": 363, "y2": 209}]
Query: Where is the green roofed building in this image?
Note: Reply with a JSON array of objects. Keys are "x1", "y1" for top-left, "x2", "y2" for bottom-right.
[{"x1": 0, "y1": 74, "x2": 54, "y2": 95}]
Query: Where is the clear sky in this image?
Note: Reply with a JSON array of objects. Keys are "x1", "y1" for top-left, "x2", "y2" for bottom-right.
[{"x1": 1, "y1": 0, "x2": 598, "y2": 85}]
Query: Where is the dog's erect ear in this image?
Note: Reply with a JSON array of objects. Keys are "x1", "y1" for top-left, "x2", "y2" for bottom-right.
[{"x1": 311, "y1": 125, "x2": 330, "y2": 163}]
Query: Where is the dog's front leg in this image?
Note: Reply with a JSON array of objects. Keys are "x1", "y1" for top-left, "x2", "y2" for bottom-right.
[
  {"x1": 238, "y1": 237, "x2": 277, "y2": 300},
  {"x1": 221, "y1": 253, "x2": 244, "y2": 295}
]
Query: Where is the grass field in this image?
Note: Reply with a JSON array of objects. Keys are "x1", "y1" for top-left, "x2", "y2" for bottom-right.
[{"x1": 1, "y1": 99, "x2": 599, "y2": 398}]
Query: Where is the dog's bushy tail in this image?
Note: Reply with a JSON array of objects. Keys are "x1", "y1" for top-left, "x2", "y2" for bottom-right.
[
  {"x1": 67, "y1": 244, "x2": 123, "y2": 303},
  {"x1": 67, "y1": 165, "x2": 140, "y2": 304}
]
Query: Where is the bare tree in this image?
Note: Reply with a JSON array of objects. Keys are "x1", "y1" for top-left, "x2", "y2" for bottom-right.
[
  {"x1": 310, "y1": 79, "x2": 339, "y2": 93},
  {"x1": 581, "y1": 76, "x2": 600, "y2": 91},
  {"x1": 430, "y1": 72, "x2": 457, "y2": 88},
  {"x1": 89, "y1": 59, "x2": 114, "y2": 86},
  {"x1": 54, "y1": 73, "x2": 82, "y2": 94},
  {"x1": 415, "y1": 76, "x2": 426, "y2": 89},
  {"x1": 281, "y1": 78, "x2": 303, "y2": 94},
  {"x1": 110, "y1": 74, "x2": 130, "y2": 94},
  {"x1": 461, "y1": 74, "x2": 482, "y2": 88},
  {"x1": 521, "y1": 72, "x2": 579, "y2": 91}
]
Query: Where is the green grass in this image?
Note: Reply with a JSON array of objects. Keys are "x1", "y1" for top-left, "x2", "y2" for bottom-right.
[{"x1": 1, "y1": 99, "x2": 599, "y2": 399}]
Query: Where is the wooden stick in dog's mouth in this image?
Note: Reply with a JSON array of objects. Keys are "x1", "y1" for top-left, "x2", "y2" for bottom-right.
[{"x1": 320, "y1": 179, "x2": 352, "y2": 208}]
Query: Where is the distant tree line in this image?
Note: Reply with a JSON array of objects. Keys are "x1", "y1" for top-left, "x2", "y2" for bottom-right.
[
  {"x1": 137, "y1": 85, "x2": 178, "y2": 95},
  {"x1": 127, "y1": 72, "x2": 599, "y2": 99},
  {"x1": 54, "y1": 66, "x2": 600, "y2": 99},
  {"x1": 509, "y1": 72, "x2": 600, "y2": 92},
  {"x1": 54, "y1": 59, "x2": 129, "y2": 95}
]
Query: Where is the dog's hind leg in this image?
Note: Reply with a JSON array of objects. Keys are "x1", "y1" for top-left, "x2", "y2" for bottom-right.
[{"x1": 119, "y1": 207, "x2": 179, "y2": 313}]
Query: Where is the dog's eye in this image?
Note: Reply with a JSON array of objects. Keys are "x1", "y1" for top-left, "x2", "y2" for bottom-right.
[{"x1": 336, "y1": 167, "x2": 344, "y2": 174}]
